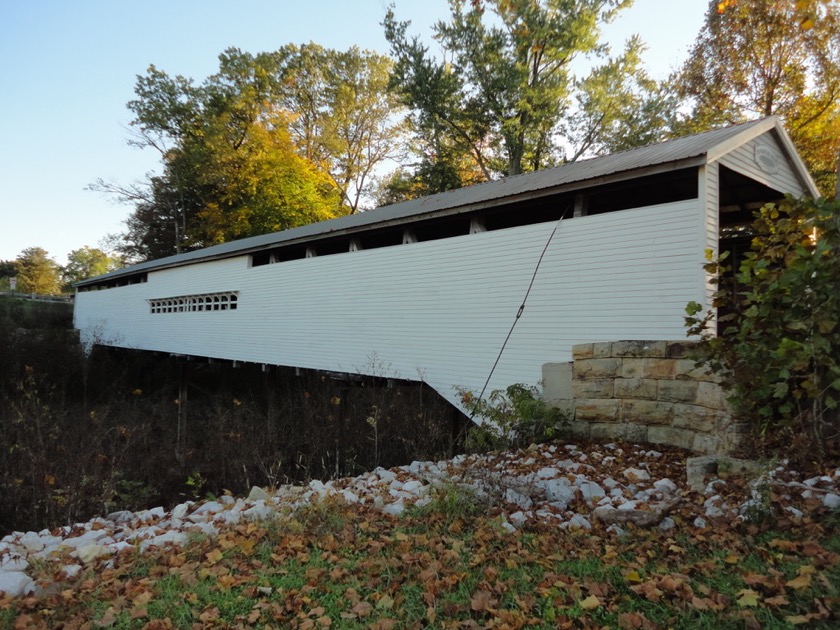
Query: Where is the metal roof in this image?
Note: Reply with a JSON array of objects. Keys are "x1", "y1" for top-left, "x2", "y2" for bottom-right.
[{"x1": 78, "y1": 117, "x2": 811, "y2": 286}]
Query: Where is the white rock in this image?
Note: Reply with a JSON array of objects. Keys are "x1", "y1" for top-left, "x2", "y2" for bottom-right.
[
  {"x1": 190, "y1": 522, "x2": 219, "y2": 536},
  {"x1": 803, "y1": 477, "x2": 821, "y2": 487},
  {"x1": 216, "y1": 510, "x2": 242, "y2": 526},
  {"x1": 693, "y1": 516, "x2": 707, "y2": 528},
  {"x1": 500, "y1": 520, "x2": 516, "y2": 534},
  {"x1": 705, "y1": 480, "x2": 725, "y2": 494},
  {"x1": 0, "y1": 555, "x2": 27, "y2": 572},
  {"x1": 64, "y1": 530, "x2": 110, "y2": 549},
  {"x1": 823, "y1": 493, "x2": 840, "y2": 509},
  {"x1": 63, "y1": 564, "x2": 83, "y2": 579},
  {"x1": 171, "y1": 503, "x2": 190, "y2": 520},
  {"x1": 188, "y1": 501, "x2": 224, "y2": 522},
  {"x1": 374, "y1": 467, "x2": 396, "y2": 483},
  {"x1": 0, "y1": 571, "x2": 36, "y2": 597},
  {"x1": 219, "y1": 494, "x2": 235, "y2": 505},
  {"x1": 18, "y1": 531, "x2": 46, "y2": 553},
  {"x1": 536, "y1": 467, "x2": 558, "y2": 479},
  {"x1": 382, "y1": 501, "x2": 405, "y2": 516},
  {"x1": 308, "y1": 480, "x2": 327, "y2": 494},
  {"x1": 624, "y1": 468, "x2": 651, "y2": 483},
  {"x1": 341, "y1": 490, "x2": 359, "y2": 504},
  {"x1": 248, "y1": 486, "x2": 272, "y2": 502},
  {"x1": 509, "y1": 511, "x2": 528, "y2": 527},
  {"x1": 109, "y1": 541, "x2": 132, "y2": 554},
  {"x1": 705, "y1": 506, "x2": 725, "y2": 519},
  {"x1": 505, "y1": 489, "x2": 533, "y2": 510},
  {"x1": 139, "y1": 531, "x2": 186, "y2": 552},
  {"x1": 414, "y1": 496, "x2": 432, "y2": 509},
  {"x1": 106, "y1": 510, "x2": 134, "y2": 523},
  {"x1": 402, "y1": 480, "x2": 425, "y2": 495},
  {"x1": 540, "y1": 477, "x2": 576, "y2": 508},
  {"x1": 617, "y1": 501, "x2": 638, "y2": 511},
  {"x1": 785, "y1": 506, "x2": 804, "y2": 518},
  {"x1": 243, "y1": 501, "x2": 274, "y2": 522},
  {"x1": 565, "y1": 514, "x2": 592, "y2": 530},
  {"x1": 575, "y1": 479, "x2": 605, "y2": 505},
  {"x1": 602, "y1": 477, "x2": 619, "y2": 489},
  {"x1": 606, "y1": 524, "x2": 625, "y2": 536},
  {"x1": 653, "y1": 478, "x2": 678, "y2": 494},
  {"x1": 75, "y1": 543, "x2": 111, "y2": 564},
  {"x1": 658, "y1": 517, "x2": 676, "y2": 531}
]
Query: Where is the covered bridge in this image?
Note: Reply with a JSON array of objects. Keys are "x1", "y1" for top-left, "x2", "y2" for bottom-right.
[{"x1": 74, "y1": 117, "x2": 819, "y2": 415}]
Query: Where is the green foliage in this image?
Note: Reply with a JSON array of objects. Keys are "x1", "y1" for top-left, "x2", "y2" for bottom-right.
[
  {"x1": 62, "y1": 246, "x2": 121, "y2": 290},
  {"x1": 14, "y1": 247, "x2": 62, "y2": 295},
  {"x1": 413, "y1": 481, "x2": 489, "y2": 523},
  {"x1": 385, "y1": 0, "x2": 665, "y2": 184},
  {"x1": 95, "y1": 45, "x2": 404, "y2": 260},
  {"x1": 685, "y1": 196, "x2": 840, "y2": 456},
  {"x1": 564, "y1": 35, "x2": 678, "y2": 160},
  {"x1": 272, "y1": 43, "x2": 407, "y2": 212},
  {"x1": 676, "y1": 0, "x2": 840, "y2": 196},
  {"x1": 459, "y1": 383, "x2": 567, "y2": 452}
]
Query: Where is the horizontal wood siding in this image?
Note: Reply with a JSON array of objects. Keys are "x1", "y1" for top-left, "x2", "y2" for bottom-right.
[
  {"x1": 75, "y1": 199, "x2": 702, "y2": 411},
  {"x1": 718, "y1": 134, "x2": 806, "y2": 195}
]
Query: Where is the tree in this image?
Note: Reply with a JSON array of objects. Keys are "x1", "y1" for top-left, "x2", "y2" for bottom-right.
[
  {"x1": 686, "y1": 196, "x2": 840, "y2": 457},
  {"x1": 94, "y1": 44, "x2": 406, "y2": 260},
  {"x1": 0, "y1": 260, "x2": 15, "y2": 292},
  {"x1": 272, "y1": 44, "x2": 407, "y2": 212},
  {"x1": 384, "y1": 0, "x2": 636, "y2": 180},
  {"x1": 93, "y1": 50, "x2": 347, "y2": 261},
  {"x1": 15, "y1": 248, "x2": 61, "y2": 295},
  {"x1": 563, "y1": 35, "x2": 678, "y2": 160},
  {"x1": 62, "y1": 247, "x2": 121, "y2": 290},
  {"x1": 677, "y1": 0, "x2": 840, "y2": 196}
]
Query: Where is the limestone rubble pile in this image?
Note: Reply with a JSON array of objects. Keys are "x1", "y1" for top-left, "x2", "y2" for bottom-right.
[{"x1": 1, "y1": 442, "x2": 838, "y2": 598}]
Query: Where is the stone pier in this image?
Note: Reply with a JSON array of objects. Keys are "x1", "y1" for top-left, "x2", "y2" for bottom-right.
[{"x1": 543, "y1": 340, "x2": 745, "y2": 455}]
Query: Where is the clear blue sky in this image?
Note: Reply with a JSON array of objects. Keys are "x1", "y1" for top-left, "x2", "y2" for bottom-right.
[{"x1": 0, "y1": 0, "x2": 706, "y2": 265}]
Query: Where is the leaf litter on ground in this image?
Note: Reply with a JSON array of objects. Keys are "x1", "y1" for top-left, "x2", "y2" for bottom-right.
[{"x1": 1, "y1": 438, "x2": 839, "y2": 628}]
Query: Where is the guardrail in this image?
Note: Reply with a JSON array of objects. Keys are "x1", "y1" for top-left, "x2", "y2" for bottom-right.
[{"x1": 0, "y1": 291, "x2": 74, "y2": 303}]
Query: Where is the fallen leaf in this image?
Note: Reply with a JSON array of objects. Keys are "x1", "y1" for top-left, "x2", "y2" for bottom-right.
[
  {"x1": 94, "y1": 607, "x2": 117, "y2": 627},
  {"x1": 737, "y1": 589, "x2": 760, "y2": 607},
  {"x1": 351, "y1": 601, "x2": 373, "y2": 618},
  {"x1": 764, "y1": 595, "x2": 790, "y2": 607},
  {"x1": 470, "y1": 590, "x2": 497, "y2": 612},
  {"x1": 198, "y1": 607, "x2": 220, "y2": 623},
  {"x1": 579, "y1": 595, "x2": 601, "y2": 610},
  {"x1": 376, "y1": 594, "x2": 394, "y2": 610},
  {"x1": 786, "y1": 574, "x2": 812, "y2": 590}
]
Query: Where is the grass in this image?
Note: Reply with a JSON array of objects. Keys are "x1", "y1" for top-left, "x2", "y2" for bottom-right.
[{"x1": 5, "y1": 501, "x2": 838, "y2": 629}]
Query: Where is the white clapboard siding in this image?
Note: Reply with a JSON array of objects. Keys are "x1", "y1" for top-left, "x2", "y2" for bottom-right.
[
  {"x1": 718, "y1": 134, "x2": 807, "y2": 196},
  {"x1": 75, "y1": 199, "x2": 703, "y2": 411}
]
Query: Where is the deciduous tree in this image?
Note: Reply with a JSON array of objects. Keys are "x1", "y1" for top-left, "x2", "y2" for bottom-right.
[
  {"x1": 677, "y1": 0, "x2": 840, "y2": 196},
  {"x1": 272, "y1": 44, "x2": 407, "y2": 212},
  {"x1": 15, "y1": 247, "x2": 61, "y2": 295},
  {"x1": 384, "y1": 0, "x2": 639, "y2": 180},
  {"x1": 62, "y1": 247, "x2": 121, "y2": 290}
]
